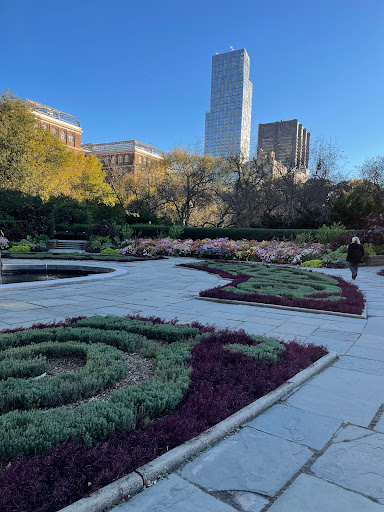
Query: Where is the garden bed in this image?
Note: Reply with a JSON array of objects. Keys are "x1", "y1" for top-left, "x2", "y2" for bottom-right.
[
  {"x1": 0, "y1": 315, "x2": 326, "y2": 512},
  {"x1": 179, "y1": 261, "x2": 365, "y2": 315},
  {"x1": 1, "y1": 252, "x2": 165, "y2": 262}
]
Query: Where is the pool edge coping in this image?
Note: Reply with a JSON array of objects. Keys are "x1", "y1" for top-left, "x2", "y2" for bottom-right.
[{"x1": 0, "y1": 263, "x2": 128, "y2": 291}]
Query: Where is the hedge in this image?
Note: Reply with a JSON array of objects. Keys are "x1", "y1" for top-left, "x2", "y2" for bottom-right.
[
  {"x1": 0, "y1": 319, "x2": 198, "y2": 465},
  {"x1": 0, "y1": 220, "x2": 23, "y2": 232},
  {"x1": 0, "y1": 342, "x2": 126, "y2": 414},
  {"x1": 127, "y1": 224, "x2": 319, "y2": 241}
]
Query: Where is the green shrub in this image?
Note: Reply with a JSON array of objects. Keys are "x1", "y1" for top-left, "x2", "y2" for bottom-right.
[
  {"x1": 169, "y1": 225, "x2": 184, "y2": 240},
  {"x1": 15, "y1": 238, "x2": 35, "y2": 247},
  {"x1": 101, "y1": 248, "x2": 120, "y2": 255},
  {"x1": 0, "y1": 318, "x2": 200, "y2": 465},
  {"x1": 0, "y1": 342, "x2": 126, "y2": 413},
  {"x1": 0, "y1": 356, "x2": 48, "y2": 380},
  {"x1": 374, "y1": 245, "x2": 384, "y2": 255},
  {"x1": 8, "y1": 245, "x2": 30, "y2": 252},
  {"x1": 121, "y1": 225, "x2": 134, "y2": 240},
  {"x1": 364, "y1": 243, "x2": 377, "y2": 256},
  {"x1": 322, "y1": 250, "x2": 348, "y2": 262},
  {"x1": 301, "y1": 259, "x2": 323, "y2": 268},
  {"x1": 76, "y1": 316, "x2": 199, "y2": 342},
  {"x1": 227, "y1": 338, "x2": 285, "y2": 363},
  {"x1": 295, "y1": 232, "x2": 314, "y2": 244},
  {"x1": 317, "y1": 222, "x2": 346, "y2": 245}
]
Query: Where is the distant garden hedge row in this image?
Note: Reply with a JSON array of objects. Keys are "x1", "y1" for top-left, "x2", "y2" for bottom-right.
[
  {"x1": 1, "y1": 220, "x2": 354, "y2": 242},
  {"x1": 51, "y1": 224, "x2": 319, "y2": 240},
  {"x1": 128, "y1": 225, "x2": 319, "y2": 241}
]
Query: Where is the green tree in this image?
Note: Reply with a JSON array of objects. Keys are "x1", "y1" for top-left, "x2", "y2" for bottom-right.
[
  {"x1": 332, "y1": 179, "x2": 383, "y2": 228},
  {"x1": 0, "y1": 91, "x2": 114, "y2": 205},
  {"x1": 0, "y1": 91, "x2": 37, "y2": 189}
]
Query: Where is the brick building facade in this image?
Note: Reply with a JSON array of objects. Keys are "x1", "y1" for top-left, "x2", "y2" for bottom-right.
[
  {"x1": 24, "y1": 99, "x2": 82, "y2": 152},
  {"x1": 81, "y1": 140, "x2": 163, "y2": 174}
]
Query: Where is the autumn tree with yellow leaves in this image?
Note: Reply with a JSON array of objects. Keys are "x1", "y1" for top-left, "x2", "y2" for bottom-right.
[{"x1": 0, "y1": 91, "x2": 114, "y2": 205}]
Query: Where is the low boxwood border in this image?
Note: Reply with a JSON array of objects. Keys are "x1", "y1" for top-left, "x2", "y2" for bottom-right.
[
  {"x1": 0, "y1": 341, "x2": 127, "y2": 414},
  {"x1": 0, "y1": 319, "x2": 198, "y2": 466},
  {"x1": 0, "y1": 315, "x2": 327, "y2": 512},
  {"x1": 1, "y1": 252, "x2": 166, "y2": 262},
  {"x1": 179, "y1": 262, "x2": 365, "y2": 315}
]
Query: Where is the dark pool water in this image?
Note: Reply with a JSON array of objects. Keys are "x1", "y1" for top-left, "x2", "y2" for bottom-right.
[{"x1": 0, "y1": 270, "x2": 104, "y2": 285}]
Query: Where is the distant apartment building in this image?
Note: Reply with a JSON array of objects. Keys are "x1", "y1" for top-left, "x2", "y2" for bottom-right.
[
  {"x1": 256, "y1": 150, "x2": 309, "y2": 184},
  {"x1": 257, "y1": 119, "x2": 310, "y2": 173},
  {"x1": 25, "y1": 99, "x2": 82, "y2": 151},
  {"x1": 81, "y1": 140, "x2": 163, "y2": 174},
  {"x1": 205, "y1": 48, "x2": 253, "y2": 160},
  {"x1": 256, "y1": 150, "x2": 288, "y2": 180}
]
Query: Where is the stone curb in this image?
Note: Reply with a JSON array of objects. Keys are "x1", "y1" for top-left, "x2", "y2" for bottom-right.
[
  {"x1": 195, "y1": 295, "x2": 368, "y2": 320},
  {"x1": 57, "y1": 351, "x2": 337, "y2": 512},
  {"x1": 58, "y1": 473, "x2": 143, "y2": 512}
]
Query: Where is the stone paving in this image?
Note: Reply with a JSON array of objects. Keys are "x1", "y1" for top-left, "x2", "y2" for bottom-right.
[{"x1": 1, "y1": 258, "x2": 384, "y2": 511}]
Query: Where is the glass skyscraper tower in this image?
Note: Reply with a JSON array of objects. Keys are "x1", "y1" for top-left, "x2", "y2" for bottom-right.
[{"x1": 205, "y1": 48, "x2": 253, "y2": 160}]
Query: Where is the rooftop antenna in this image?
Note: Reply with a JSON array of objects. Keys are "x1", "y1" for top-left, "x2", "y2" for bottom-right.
[{"x1": 229, "y1": 46, "x2": 234, "y2": 51}]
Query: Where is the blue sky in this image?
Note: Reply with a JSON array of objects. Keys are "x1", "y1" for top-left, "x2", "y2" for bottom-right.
[{"x1": 1, "y1": 0, "x2": 383, "y2": 170}]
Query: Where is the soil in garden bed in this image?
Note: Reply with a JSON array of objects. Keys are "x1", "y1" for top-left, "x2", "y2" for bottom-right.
[
  {"x1": 47, "y1": 356, "x2": 85, "y2": 376},
  {"x1": 0, "y1": 315, "x2": 327, "y2": 512},
  {"x1": 179, "y1": 261, "x2": 365, "y2": 315},
  {"x1": 66, "y1": 354, "x2": 155, "y2": 409}
]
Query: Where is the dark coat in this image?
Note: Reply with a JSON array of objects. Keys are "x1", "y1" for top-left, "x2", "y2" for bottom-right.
[{"x1": 346, "y1": 242, "x2": 364, "y2": 264}]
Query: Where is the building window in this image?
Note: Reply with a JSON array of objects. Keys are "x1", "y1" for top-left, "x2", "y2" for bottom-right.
[
  {"x1": 124, "y1": 154, "x2": 129, "y2": 163},
  {"x1": 61, "y1": 131, "x2": 66, "y2": 140},
  {"x1": 69, "y1": 133, "x2": 74, "y2": 142},
  {"x1": 111, "y1": 156, "x2": 116, "y2": 163},
  {"x1": 118, "y1": 155, "x2": 123, "y2": 163},
  {"x1": 139, "y1": 156, "x2": 142, "y2": 164},
  {"x1": 43, "y1": 124, "x2": 48, "y2": 131},
  {"x1": 52, "y1": 127, "x2": 57, "y2": 135}
]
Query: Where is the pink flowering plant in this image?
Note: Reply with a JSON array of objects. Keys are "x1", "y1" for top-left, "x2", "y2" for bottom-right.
[
  {"x1": 119, "y1": 237, "x2": 325, "y2": 265},
  {"x1": 0, "y1": 236, "x2": 8, "y2": 251}
]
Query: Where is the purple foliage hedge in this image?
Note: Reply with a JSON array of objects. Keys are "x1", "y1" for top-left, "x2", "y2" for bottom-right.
[
  {"x1": 180, "y1": 263, "x2": 365, "y2": 315},
  {"x1": 0, "y1": 318, "x2": 326, "y2": 512}
]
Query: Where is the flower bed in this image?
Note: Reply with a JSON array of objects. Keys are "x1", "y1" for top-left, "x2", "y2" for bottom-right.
[
  {"x1": 179, "y1": 261, "x2": 365, "y2": 315},
  {"x1": 119, "y1": 237, "x2": 324, "y2": 264},
  {"x1": 0, "y1": 315, "x2": 326, "y2": 512}
]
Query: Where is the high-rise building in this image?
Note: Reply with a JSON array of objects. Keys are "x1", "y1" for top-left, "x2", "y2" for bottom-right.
[
  {"x1": 205, "y1": 48, "x2": 253, "y2": 160},
  {"x1": 24, "y1": 99, "x2": 82, "y2": 152},
  {"x1": 257, "y1": 119, "x2": 310, "y2": 171}
]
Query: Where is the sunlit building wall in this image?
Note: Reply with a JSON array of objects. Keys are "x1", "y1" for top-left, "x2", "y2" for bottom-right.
[{"x1": 205, "y1": 48, "x2": 253, "y2": 160}]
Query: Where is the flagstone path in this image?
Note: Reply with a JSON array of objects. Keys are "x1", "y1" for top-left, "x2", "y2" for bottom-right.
[{"x1": 1, "y1": 258, "x2": 384, "y2": 511}]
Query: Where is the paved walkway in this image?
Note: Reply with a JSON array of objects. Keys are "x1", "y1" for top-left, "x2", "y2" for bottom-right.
[{"x1": 1, "y1": 258, "x2": 384, "y2": 511}]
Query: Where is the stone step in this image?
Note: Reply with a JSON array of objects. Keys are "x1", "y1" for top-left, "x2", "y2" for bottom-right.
[{"x1": 48, "y1": 240, "x2": 89, "y2": 251}]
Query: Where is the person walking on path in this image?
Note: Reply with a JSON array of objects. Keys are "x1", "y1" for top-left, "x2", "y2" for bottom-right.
[{"x1": 346, "y1": 236, "x2": 365, "y2": 280}]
